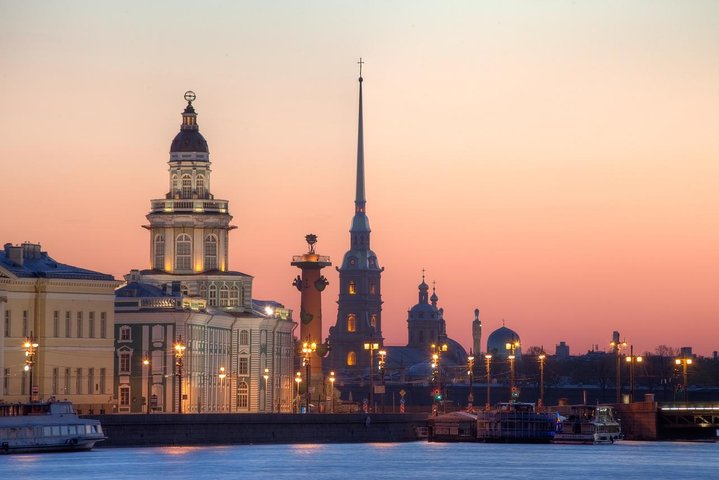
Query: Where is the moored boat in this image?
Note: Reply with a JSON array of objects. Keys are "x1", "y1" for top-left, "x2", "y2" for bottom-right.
[
  {"x1": 551, "y1": 404, "x2": 621, "y2": 444},
  {"x1": 0, "y1": 400, "x2": 106, "y2": 454},
  {"x1": 476, "y1": 402, "x2": 558, "y2": 443}
]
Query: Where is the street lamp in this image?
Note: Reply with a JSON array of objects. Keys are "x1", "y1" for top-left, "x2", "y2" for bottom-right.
[
  {"x1": 23, "y1": 333, "x2": 39, "y2": 402},
  {"x1": 263, "y1": 368, "x2": 270, "y2": 412},
  {"x1": 467, "y1": 350, "x2": 475, "y2": 410},
  {"x1": 484, "y1": 354, "x2": 492, "y2": 410},
  {"x1": 430, "y1": 343, "x2": 448, "y2": 414},
  {"x1": 378, "y1": 350, "x2": 387, "y2": 413},
  {"x1": 505, "y1": 340, "x2": 520, "y2": 402},
  {"x1": 143, "y1": 353, "x2": 151, "y2": 414},
  {"x1": 625, "y1": 345, "x2": 643, "y2": 403},
  {"x1": 538, "y1": 350, "x2": 546, "y2": 408},
  {"x1": 219, "y1": 367, "x2": 227, "y2": 412},
  {"x1": 174, "y1": 336, "x2": 186, "y2": 414},
  {"x1": 675, "y1": 356, "x2": 693, "y2": 402},
  {"x1": 364, "y1": 340, "x2": 380, "y2": 413},
  {"x1": 301, "y1": 339, "x2": 317, "y2": 413},
  {"x1": 328, "y1": 371, "x2": 336, "y2": 413},
  {"x1": 294, "y1": 371, "x2": 303, "y2": 413},
  {"x1": 610, "y1": 337, "x2": 627, "y2": 403}
]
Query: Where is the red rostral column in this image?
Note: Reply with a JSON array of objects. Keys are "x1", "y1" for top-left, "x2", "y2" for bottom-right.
[{"x1": 292, "y1": 234, "x2": 331, "y2": 380}]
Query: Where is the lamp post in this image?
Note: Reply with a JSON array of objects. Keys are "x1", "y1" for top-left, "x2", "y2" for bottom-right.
[
  {"x1": 23, "y1": 333, "x2": 39, "y2": 403},
  {"x1": 610, "y1": 337, "x2": 627, "y2": 403},
  {"x1": 219, "y1": 367, "x2": 227, "y2": 412},
  {"x1": 538, "y1": 350, "x2": 546, "y2": 408},
  {"x1": 174, "y1": 336, "x2": 186, "y2": 414},
  {"x1": 364, "y1": 340, "x2": 380, "y2": 413},
  {"x1": 301, "y1": 339, "x2": 317, "y2": 413},
  {"x1": 484, "y1": 354, "x2": 492, "y2": 410},
  {"x1": 430, "y1": 343, "x2": 448, "y2": 414},
  {"x1": 294, "y1": 371, "x2": 302, "y2": 413},
  {"x1": 505, "y1": 340, "x2": 520, "y2": 402},
  {"x1": 143, "y1": 354, "x2": 151, "y2": 414},
  {"x1": 625, "y1": 346, "x2": 643, "y2": 403},
  {"x1": 467, "y1": 350, "x2": 475, "y2": 410},
  {"x1": 378, "y1": 350, "x2": 387, "y2": 413},
  {"x1": 263, "y1": 368, "x2": 270, "y2": 413},
  {"x1": 675, "y1": 356, "x2": 693, "y2": 402},
  {"x1": 328, "y1": 371, "x2": 336, "y2": 413}
]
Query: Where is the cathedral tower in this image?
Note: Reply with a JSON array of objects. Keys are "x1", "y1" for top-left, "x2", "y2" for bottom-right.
[{"x1": 328, "y1": 63, "x2": 384, "y2": 376}]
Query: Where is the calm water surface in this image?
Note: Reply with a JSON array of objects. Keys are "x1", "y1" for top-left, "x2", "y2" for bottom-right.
[{"x1": 2, "y1": 442, "x2": 717, "y2": 479}]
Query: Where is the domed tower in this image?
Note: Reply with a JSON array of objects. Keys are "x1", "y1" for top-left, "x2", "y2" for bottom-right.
[
  {"x1": 328, "y1": 62, "x2": 384, "y2": 375},
  {"x1": 141, "y1": 92, "x2": 249, "y2": 309},
  {"x1": 407, "y1": 275, "x2": 444, "y2": 348},
  {"x1": 486, "y1": 323, "x2": 522, "y2": 361}
]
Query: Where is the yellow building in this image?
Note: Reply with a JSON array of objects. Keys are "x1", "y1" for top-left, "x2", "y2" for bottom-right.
[{"x1": 0, "y1": 242, "x2": 119, "y2": 413}]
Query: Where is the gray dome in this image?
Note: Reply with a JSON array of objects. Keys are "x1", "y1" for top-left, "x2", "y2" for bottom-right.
[
  {"x1": 170, "y1": 129, "x2": 209, "y2": 153},
  {"x1": 487, "y1": 326, "x2": 522, "y2": 360}
]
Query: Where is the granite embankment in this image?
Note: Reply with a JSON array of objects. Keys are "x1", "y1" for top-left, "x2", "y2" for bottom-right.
[{"x1": 86, "y1": 413, "x2": 429, "y2": 447}]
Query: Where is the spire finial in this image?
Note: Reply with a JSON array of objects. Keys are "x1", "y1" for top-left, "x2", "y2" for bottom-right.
[
  {"x1": 184, "y1": 91, "x2": 196, "y2": 105},
  {"x1": 422, "y1": 268, "x2": 426, "y2": 282},
  {"x1": 502, "y1": 318, "x2": 505, "y2": 327},
  {"x1": 358, "y1": 57, "x2": 364, "y2": 80}
]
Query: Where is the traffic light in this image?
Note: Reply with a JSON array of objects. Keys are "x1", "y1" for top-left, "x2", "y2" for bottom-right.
[
  {"x1": 511, "y1": 386, "x2": 519, "y2": 399},
  {"x1": 433, "y1": 389, "x2": 442, "y2": 401}
]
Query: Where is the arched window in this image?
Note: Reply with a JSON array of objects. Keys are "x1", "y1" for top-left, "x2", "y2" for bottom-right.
[
  {"x1": 240, "y1": 330, "x2": 249, "y2": 345},
  {"x1": 204, "y1": 235, "x2": 218, "y2": 270},
  {"x1": 237, "y1": 382, "x2": 249, "y2": 409},
  {"x1": 370, "y1": 282, "x2": 376, "y2": 295},
  {"x1": 171, "y1": 175, "x2": 178, "y2": 195},
  {"x1": 370, "y1": 314, "x2": 377, "y2": 329},
  {"x1": 181, "y1": 174, "x2": 192, "y2": 198},
  {"x1": 175, "y1": 234, "x2": 192, "y2": 271},
  {"x1": 196, "y1": 175, "x2": 205, "y2": 198},
  {"x1": 208, "y1": 284, "x2": 217, "y2": 306},
  {"x1": 347, "y1": 351, "x2": 356, "y2": 366},
  {"x1": 154, "y1": 234, "x2": 165, "y2": 270},
  {"x1": 219, "y1": 284, "x2": 229, "y2": 307},
  {"x1": 348, "y1": 281, "x2": 356, "y2": 295},
  {"x1": 347, "y1": 314, "x2": 356, "y2": 333},
  {"x1": 230, "y1": 285, "x2": 240, "y2": 307}
]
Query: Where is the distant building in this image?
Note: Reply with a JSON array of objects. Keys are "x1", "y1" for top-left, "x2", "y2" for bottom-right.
[
  {"x1": 0, "y1": 242, "x2": 119, "y2": 412},
  {"x1": 555, "y1": 341, "x2": 570, "y2": 359},
  {"x1": 115, "y1": 92, "x2": 295, "y2": 413}
]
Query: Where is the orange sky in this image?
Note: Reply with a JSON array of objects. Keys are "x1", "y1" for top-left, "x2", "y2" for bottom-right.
[{"x1": 1, "y1": 2, "x2": 718, "y2": 355}]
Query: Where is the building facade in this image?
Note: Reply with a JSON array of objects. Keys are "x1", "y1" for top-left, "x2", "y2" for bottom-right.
[
  {"x1": 327, "y1": 72, "x2": 384, "y2": 379},
  {"x1": 0, "y1": 242, "x2": 118, "y2": 413},
  {"x1": 114, "y1": 92, "x2": 296, "y2": 413}
]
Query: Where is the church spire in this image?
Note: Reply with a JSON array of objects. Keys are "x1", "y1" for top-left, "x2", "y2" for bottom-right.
[{"x1": 355, "y1": 58, "x2": 366, "y2": 215}]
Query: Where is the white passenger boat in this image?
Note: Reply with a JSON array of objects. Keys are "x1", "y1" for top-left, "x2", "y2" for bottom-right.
[
  {"x1": 552, "y1": 404, "x2": 621, "y2": 444},
  {"x1": 0, "y1": 401, "x2": 106, "y2": 453}
]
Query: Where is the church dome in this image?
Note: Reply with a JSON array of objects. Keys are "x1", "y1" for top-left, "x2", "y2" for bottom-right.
[
  {"x1": 486, "y1": 326, "x2": 522, "y2": 360},
  {"x1": 170, "y1": 129, "x2": 209, "y2": 153}
]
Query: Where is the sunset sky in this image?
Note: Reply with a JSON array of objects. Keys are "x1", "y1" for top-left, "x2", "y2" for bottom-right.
[{"x1": 2, "y1": 1, "x2": 717, "y2": 355}]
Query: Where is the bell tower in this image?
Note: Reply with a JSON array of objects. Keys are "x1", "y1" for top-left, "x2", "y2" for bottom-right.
[{"x1": 327, "y1": 61, "x2": 384, "y2": 376}]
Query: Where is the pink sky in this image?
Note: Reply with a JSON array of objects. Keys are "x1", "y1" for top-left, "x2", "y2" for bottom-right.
[{"x1": 2, "y1": 2, "x2": 718, "y2": 355}]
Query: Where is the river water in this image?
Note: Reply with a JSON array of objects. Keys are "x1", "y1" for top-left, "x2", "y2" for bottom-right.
[{"x1": 2, "y1": 441, "x2": 717, "y2": 479}]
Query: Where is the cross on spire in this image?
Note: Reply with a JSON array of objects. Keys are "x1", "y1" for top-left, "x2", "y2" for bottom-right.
[
  {"x1": 358, "y1": 57, "x2": 364, "y2": 78},
  {"x1": 422, "y1": 268, "x2": 426, "y2": 281}
]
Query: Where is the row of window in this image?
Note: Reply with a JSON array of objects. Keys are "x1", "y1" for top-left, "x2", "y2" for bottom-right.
[
  {"x1": 154, "y1": 233, "x2": 220, "y2": 271},
  {"x1": 345, "y1": 313, "x2": 377, "y2": 332},
  {"x1": 117, "y1": 350, "x2": 250, "y2": 376},
  {"x1": 117, "y1": 382, "x2": 250, "y2": 409},
  {"x1": 172, "y1": 173, "x2": 208, "y2": 199},
  {"x1": 1, "y1": 367, "x2": 107, "y2": 396},
  {"x1": 3, "y1": 310, "x2": 108, "y2": 339},
  {"x1": 346, "y1": 280, "x2": 377, "y2": 295},
  {"x1": 118, "y1": 326, "x2": 250, "y2": 345}
]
